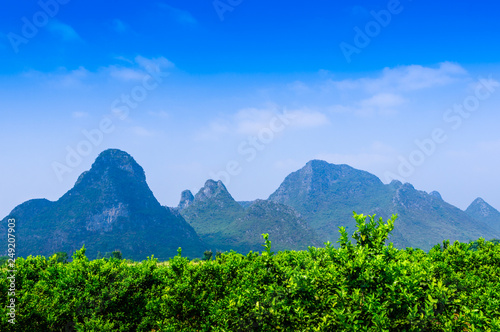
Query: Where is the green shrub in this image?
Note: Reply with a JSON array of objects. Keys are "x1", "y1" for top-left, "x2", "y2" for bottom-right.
[{"x1": 1, "y1": 213, "x2": 499, "y2": 331}]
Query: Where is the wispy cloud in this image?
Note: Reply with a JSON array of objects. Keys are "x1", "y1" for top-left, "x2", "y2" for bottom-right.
[
  {"x1": 72, "y1": 111, "x2": 89, "y2": 119},
  {"x1": 58, "y1": 67, "x2": 90, "y2": 87},
  {"x1": 320, "y1": 63, "x2": 470, "y2": 117},
  {"x1": 22, "y1": 66, "x2": 90, "y2": 88},
  {"x1": 328, "y1": 62, "x2": 467, "y2": 93},
  {"x1": 47, "y1": 20, "x2": 82, "y2": 42},
  {"x1": 330, "y1": 93, "x2": 406, "y2": 117},
  {"x1": 104, "y1": 55, "x2": 174, "y2": 81},
  {"x1": 157, "y1": 3, "x2": 198, "y2": 26},
  {"x1": 107, "y1": 66, "x2": 145, "y2": 81},
  {"x1": 111, "y1": 19, "x2": 129, "y2": 33},
  {"x1": 18, "y1": 55, "x2": 174, "y2": 88},
  {"x1": 135, "y1": 55, "x2": 174, "y2": 73},
  {"x1": 315, "y1": 141, "x2": 398, "y2": 179},
  {"x1": 196, "y1": 106, "x2": 330, "y2": 140},
  {"x1": 234, "y1": 107, "x2": 329, "y2": 135},
  {"x1": 132, "y1": 126, "x2": 156, "y2": 137},
  {"x1": 194, "y1": 122, "x2": 231, "y2": 141},
  {"x1": 148, "y1": 110, "x2": 170, "y2": 119}
]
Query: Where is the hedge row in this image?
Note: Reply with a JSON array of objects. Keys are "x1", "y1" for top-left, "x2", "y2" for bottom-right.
[{"x1": 1, "y1": 213, "x2": 499, "y2": 331}]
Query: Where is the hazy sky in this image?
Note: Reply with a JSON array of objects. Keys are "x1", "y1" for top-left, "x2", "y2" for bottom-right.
[{"x1": 1, "y1": 0, "x2": 500, "y2": 218}]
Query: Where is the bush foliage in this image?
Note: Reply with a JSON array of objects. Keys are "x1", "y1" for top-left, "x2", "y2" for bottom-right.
[{"x1": 1, "y1": 213, "x2": 499, "y2": 331}]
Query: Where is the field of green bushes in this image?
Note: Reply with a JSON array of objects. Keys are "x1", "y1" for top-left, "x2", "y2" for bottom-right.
[{"x1": 1, "y1": 213, "x2": 499, "y2": 331}]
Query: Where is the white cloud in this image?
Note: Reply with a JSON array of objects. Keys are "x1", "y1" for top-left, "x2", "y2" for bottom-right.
[
  {"x1": 195, "y1": 106, "x2": 330, "y2": 140},
  {"x1": 58, "y1": 67, "x2": 90, "y2": 87},
  {"x1": 360, "y1": 93, "x2": 406, "y2": 109},
  {"x1": 329, "y1": 93, "x2": 406, "y2": 117},
  {"x1": 103, "y1": 56, "x2": 174, "y2": 81},
  {"x1": 288, "y1": 109, "x2": 330, "y2": 128},
  {"x1": 234, "y1": 107, "x2": 329, "y2": 135},
  {"x1": 22, "y1": 66, "x2": 90, "y2": 88},
  {"x1": 328, "y1": 62, "x2": 467, "y2": 93},
  {"x1": 20, "y1": 55, "x2": 174, "y2": 86},
  {"x1": 321, "y1": 63, "x2": 469, "y2": 117},
  {"x1": 359, "y1": 93, "x2": 406, "y2": 116},
  {"x1": 135, "y1": 56, "x2": 175, "y2": 73}
]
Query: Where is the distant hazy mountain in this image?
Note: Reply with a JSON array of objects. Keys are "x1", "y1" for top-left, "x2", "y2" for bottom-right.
[
  {"x1": 465, "y1": 197, "x2": 500, "y2": 234},
  {"x1": 3, "y1": 150, "x2": 499, "y2": 259},
  {"x1": 268, "y1": 160, "x2": 500, "y2": 250},
  {"x1": 0, "y1": 149, "x2": 205, "y2": 260},
  {"x1": 179, "y1": 180, "x2": 321, "y2": 252},
  {"x1": 387, "y1": 181, "x2": 496, "y2": 249}
]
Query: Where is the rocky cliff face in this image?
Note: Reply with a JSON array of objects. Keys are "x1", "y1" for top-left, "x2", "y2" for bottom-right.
[
  {"x1": 178, "y1": 190, "x2": 194, "y2": 211},
  {"x1": 1, "y1": 149, "x2": 206, "y2": 260}
]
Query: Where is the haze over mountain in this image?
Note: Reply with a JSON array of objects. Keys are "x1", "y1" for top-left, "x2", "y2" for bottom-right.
[
  {"x1": 2, "y1": 149, "x2": 499, "y2": 260},
  {"x1": 0, "y1": 149, "x2": 205, "y2": 260},
  {"x1": 465, "y1": 198, "x2": 500, "y2": 235}
]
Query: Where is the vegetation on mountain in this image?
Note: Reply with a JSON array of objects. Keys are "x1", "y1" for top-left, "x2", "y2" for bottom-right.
[{"x1": 180, "y1": 180, "x2": 321, "y2": 253}]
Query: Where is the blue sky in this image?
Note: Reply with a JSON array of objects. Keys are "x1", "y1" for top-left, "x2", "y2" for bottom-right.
[{"x1": 1, "y1": 0, "x2": 500, "y2": 218}]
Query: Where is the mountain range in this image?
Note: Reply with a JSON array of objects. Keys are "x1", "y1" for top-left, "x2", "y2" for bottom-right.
[
  {"x1": 2, "y1": 149, "x2": 499, "y2": 260},
  {"x1": 267, "y1": 160, "x2": 500, "y2": 249}
]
